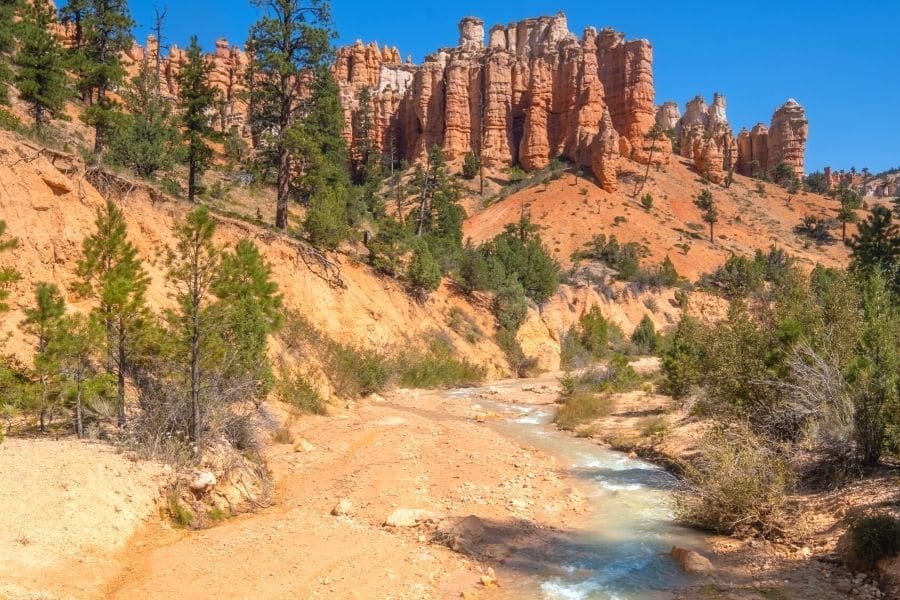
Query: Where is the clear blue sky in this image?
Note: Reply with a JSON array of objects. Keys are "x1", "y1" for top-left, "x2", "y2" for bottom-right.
[{"x1": 128, "y1": 0, "x2": 900, "y2": 174}]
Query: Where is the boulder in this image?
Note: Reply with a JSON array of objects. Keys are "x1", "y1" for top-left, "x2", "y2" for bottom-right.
[
  {"x1": 670, "y1": 546, "x2": 713, "y2": 576},
  {"x1": 190, "y1": 471, "x2": 217, "y2": 492},
  {"x1": 384, "y1": 508, "x2": 439, "y2": 528},
  {"x1": 331, "y1": 499, "x2": 355, "y2": 516}
]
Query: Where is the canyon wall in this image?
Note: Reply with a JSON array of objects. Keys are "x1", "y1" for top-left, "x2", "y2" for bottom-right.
[
  {"x1": 660, "y1": 94, "x2": 808, "y2": 181},
  {"x1": 334, "y1": 13, "x2": 658, "y2": 190},
  {"x1": 64, "y1": 10, "x2": 808, "y2": 189}
]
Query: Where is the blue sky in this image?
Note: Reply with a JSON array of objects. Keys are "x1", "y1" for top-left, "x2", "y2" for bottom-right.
[{"x1": 128, "y1": 1, "x2": 900, "y2": 174}]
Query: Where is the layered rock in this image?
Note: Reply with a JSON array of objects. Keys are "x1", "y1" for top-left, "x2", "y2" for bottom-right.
[
  {"x1": 766, "y1": 99, "x2": 808, "y2": 179},
  {"x1": 590, "y1": 109, "x2": 620, "y2": 192},
  {"x1": 336, "y1": 13, "x2": 659, "y2": 187},
  {"x1": 668, "y1": 93, "x2": 807, "y2": 181}
]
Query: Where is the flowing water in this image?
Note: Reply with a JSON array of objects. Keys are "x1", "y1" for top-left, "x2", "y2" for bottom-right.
[{"x1": 449, "y1": 389, "x2": 708, "y2": 600}]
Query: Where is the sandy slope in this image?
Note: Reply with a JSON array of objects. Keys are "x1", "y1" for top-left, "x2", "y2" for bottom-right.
[
  {"x1": 0, "y1": 439, "x2": 162, "y2": 600},
  {"x1": 464, "y1": 157, "x2": 852, "y2": 281}
]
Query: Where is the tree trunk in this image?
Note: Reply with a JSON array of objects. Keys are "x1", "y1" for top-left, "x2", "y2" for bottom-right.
[
  {"x1": 188, "y1": 154, "x2": 197, "y2": 203},
  {"x1": 190, "y1": 276, "x2": 202, "y2": 445},
  {"x1": 75, "y1": 380, "x2": 84, "y2": 438},
  {"x1": 709, "y1": 223, "x2": 714, "y2": 243},
  {"x1": 116, "y1": 321, "x2": 127, "y2": 428},
  {"x1": 842, "y1": 220, "x2": 847, "y2": 242},
  {"x1": 275, "y1": 147, "x2": 290, "y2": 230}
]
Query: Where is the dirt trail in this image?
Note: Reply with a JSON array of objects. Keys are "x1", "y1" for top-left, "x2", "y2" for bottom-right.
[{"x1": 103, "y1": 385, "x2": 586, "y2": 600}]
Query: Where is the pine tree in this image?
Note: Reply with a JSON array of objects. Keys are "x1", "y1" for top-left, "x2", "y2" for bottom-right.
[
  {"x1": 304, "y1": 186, "x2": 350, "y2": 249},
  {"x1": 631, "y1": 315, "x2": 659, "y2": 354},
  {"x1": 0, "y1": 0, "x2": 18, "y2": 105},
  {"x1": 110, "y1": 62, "x2": 179, "y2": 177},
  {"x1": 247, "y1": 0, "x2": 334, "y2": 230},
  {"x1": 14, "y1": 0, "x2": 69, "y2": 132},
  {"x1": 22, "y1": 283, "x2": 65, "y2": 353},
  {"x1": 288, "y1": 67, "x2": 351, "y2": 203},
  {"x1": 694, "y1": 189, "x2": 719, "y2": 243},
  {"x1": 406, "y1": 241, "x2": 441, "y2": 295},
  {"x1": 21, "y1": 283, "x2": 65, "y2": 433},
  {"x1": 75, "y1": 0, "x2": 134, "y2": 157},
  {"x1": 75, "y1": 200, "x2": 150, "y2": 427},
  {"x1": 212, "y1": 239, "x2": 282, "y2": 404},
  {"x1": 176, "y1": 36, "x2": 217, "y2": 203},
  {"x1": 42, "y1": 313, "x2": 108, "y2": 437},
  {"x1": 59, "y1": 0, "x2": 89, "y2": 49},
  {"x1": 835, "y1": 185, "x2": 863, "y2": 242},
  {"x1": 849, "y1": 205, "x2": 900, "y2": 294},
  {"x1": 847, "y1": 270, "x2": 899, "y2": 466},
  {"x1": 166, "y1": 207, "x2": 219, "y2": 444},
  {"x1": 0, "y1": 220, "x2": 20, "y2": 313}
]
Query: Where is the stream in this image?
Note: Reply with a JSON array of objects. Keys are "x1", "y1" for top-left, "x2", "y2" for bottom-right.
[{"x1": 450, "y1": 389, "x2": 708, "y2": 600}]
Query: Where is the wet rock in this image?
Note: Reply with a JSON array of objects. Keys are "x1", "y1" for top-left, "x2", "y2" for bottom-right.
[{"x1": 670, "y1": 546, "x2": 714, "y2": 576}]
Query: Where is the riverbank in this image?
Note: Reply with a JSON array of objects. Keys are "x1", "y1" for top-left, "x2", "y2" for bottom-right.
[{"x1": 514, "y1": 366, "x2": 896, "y2": 600}]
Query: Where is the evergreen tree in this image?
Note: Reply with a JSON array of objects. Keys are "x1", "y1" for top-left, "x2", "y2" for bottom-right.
[
  {"x1": 22, "y1": 283, "x2": 65, "y2": 353},
  {"x1": 847, "y1": 271, "x2": 899, "y2": 466},
  {"x1": 176, "y1": 36, "x2": 217, "y2": 202},
  {"x1": 21, "y1": 283, "x2": 65, "y2": 433},
  {"x1": 492, "y1": 274, "x2": 528, "y2": 332},
  {"x1": 694, "y1": 189, "x2": 719, "y2": 243},
  {"x1": 75, "y1": 0, "x2": 134, "y2": 157},
  {"x1": 0, "y1": 220, "x2": 19, "y2": 313},
  {"x1": 0, "y1": 0, "x2": 18, "y2": 105},
  {"x1": 350, "y1": 86, "x2": 380, "y2": 188},
  {"x1": 834, "y1": 185, "x2": 863, "y2": 242},
  {"x1": 14, "y1": 0, "x2": 68, "y2": 132},
  {"x1": 41, "y1": 313, "x2": 108, "y2": 437},
  {"x1": 110, "y1": 62, "x2": 179, "y2": 177},
  {"x1": 59, "y1": 0, "x2": 89, "y2": 50},
  {"x1": 287, "y1": 66, "x2": 351, "y2": 206},
  {"x1": 631, "y1": 315, "x2": 659, "y2": 354},
  {"x1": 212, "y1": 239, "x2": 282, "y2": 404},
  {"x1": 849, "y1": 205, "x2": 900, "y2": 294},
  {"x1": 304, "y1": 186, "x2": 350, "y2": 249},
  {"x1": 247, "y1": 0, "x2": 334, "y2": 230},
  {"x1": 75, "y1": 200, "x2": 150, "y2": 427},
  {"x1": 166, "y1": 206, "x2": 219, "y2": 444},
  {"x1": 462, "y1": 151, "x2": 479, "y2": 180},
  {"x1": 580, "y1": 305, "x2": 610, "y2": 358},
  {"x1": 406, "y1": 241, "x2": 441, "y2": 295}
]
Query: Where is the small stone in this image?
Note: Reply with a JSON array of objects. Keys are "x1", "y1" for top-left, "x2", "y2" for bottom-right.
[
  {"x1": 294, "y1": 439, "x2": 315, "y2": 453},
  {"x1": 670, "y1": 546, "x2": 714, "y2": 576},
  {"x1": 331, "y1": 499, "x2": 354, "y2": 516},
  {"x1": 189, "y1": 471, "x2": 217, "y2": 492}
]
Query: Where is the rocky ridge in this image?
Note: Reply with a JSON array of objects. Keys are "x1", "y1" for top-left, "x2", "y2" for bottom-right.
[{"x1": 58, "y1": 11, "x2": 809, "y2": 190}]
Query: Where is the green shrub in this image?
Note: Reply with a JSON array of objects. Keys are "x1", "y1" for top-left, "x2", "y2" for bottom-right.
[
  {"x1": 396, "y1": 337, "x2": 485, "y2": 388},
  {"x1": 661, "y1": 316, "x2": 705, "y2": 399},
  {"x1": 168, "y1": 493, "x2": 193, "y2": 528},
  {"x1": 559, "y1": 326, "x2": 592, "y2": 369},
  {"x1": 495, "y1": 326, "x2": 538, "y2": 378},
  {"x1": 207, "y1": 508, "x2": 228, "y2": 522},
  {"x1": 675, "y1": 425, "x2": 792, "y2": 537},
  {"x1": 493, "y1": 275, "x2": 529, "y2": 331},
  {"x1": 580, "y1": 306, "x2": 610, "y2": 358},
  {"x1": 641, "y1": 415, "x2": 667, "y2": 437},
  {"x1": 0, "y1": 107, "x2": 21, "y2": 131},
  {"x1": 406, "y1": 242, "x2": 442, "y2": 293},
  {"x1": 630, "y1": 315, "x2": 659, "y2": 354},
  {"x1": 275, "y1": 366, "x2": 326, "y2": 415},
  {"x1": 847, "y1": 515, "x2": 900, "y2": 565},
  {"x1": 462, "y1": 151, "x2": 480, "y2": 180},
  {"x1": 640, "y1": 193, "x2": 653, "y2": 210},
  {"x1": 554, "y1": 391, "x2": 615, "y2": 431}
]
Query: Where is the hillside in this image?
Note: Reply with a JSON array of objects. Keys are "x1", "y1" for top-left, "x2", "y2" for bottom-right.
[{"x1": 464, "y1": 156, "x2": 852, "y2": 281}]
